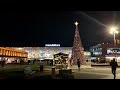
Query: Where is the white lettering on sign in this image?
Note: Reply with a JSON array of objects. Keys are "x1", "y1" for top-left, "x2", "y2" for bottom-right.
[{"x1": 45, "y1": 44, "x2": 60, "y2": 47}]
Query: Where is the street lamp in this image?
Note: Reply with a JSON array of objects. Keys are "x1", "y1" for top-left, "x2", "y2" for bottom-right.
[
  {"x1": 110, "y1": 26, "x2": 119, "y2": 61},
  {"x1": 110, "y1": 27, "x2": 119, "y2": 47}
]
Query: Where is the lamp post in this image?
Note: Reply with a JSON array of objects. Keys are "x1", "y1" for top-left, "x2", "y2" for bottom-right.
[
  {"x1": 110, "y1": 27, "x2": 119, "y2": 61},
  {"x1": 110, "y1": 27, "x2": 119, "y2": 47}
]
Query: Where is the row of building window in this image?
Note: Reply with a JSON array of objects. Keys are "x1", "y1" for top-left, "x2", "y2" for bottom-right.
[{"x1": 0, "y1": 48, "x2": 28, "y2": 57}]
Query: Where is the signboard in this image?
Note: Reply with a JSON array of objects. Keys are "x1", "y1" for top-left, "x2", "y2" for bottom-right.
[
  {"x1": 107, "y1": 48, "x2": 120, "y2": 54},
  {"x1": 45, "y1": 44, "x2": 60, "y2": 47}
]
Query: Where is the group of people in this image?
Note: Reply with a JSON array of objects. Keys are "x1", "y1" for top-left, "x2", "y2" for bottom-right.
[{"x1": 28, "y1": 59, "x2": 36, "y2": 65}]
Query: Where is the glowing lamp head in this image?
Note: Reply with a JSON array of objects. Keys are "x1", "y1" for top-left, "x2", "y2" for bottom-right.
[{"x1": 110, "y1": 27, "x2": 119, "y2": 34}]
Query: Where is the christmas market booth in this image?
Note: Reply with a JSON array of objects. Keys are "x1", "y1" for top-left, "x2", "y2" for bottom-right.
[
  {"x1": 53, "y1": 52, "x2": 72, "y2": 77},
  {"x1": 53, "y1": 52, "x2": 69, "y2": 69}
]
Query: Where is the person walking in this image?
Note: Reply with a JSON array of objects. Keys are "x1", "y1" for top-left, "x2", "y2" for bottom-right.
[
  {"x1": 70, "y1": 59, "x2": 73, "y2": 66},
  {"x1": 77, "y1": 59, "x2": 81, "y2": 71},
  {"x1": 20, "y1": 59, "x2": 22, "y2": 65},
  {"x1": 110, "y1": 58, "x2": 118, "y2": 79},
  {"x1": 1, "y1": 60, "x2": 4, "y2": 67},
  {"x1": 33, "y1": 59, "x2": 36, "y2": 65},
  {"x1": 28, "y1": 60, "x2": 31, "y2": 65},
  {"x1": 1, "y1": 58, "x2": 5, "y2": 67}
]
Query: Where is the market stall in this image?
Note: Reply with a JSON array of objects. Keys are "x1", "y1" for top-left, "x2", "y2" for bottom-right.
[{"x1": 53, "y1": 52, "x2": 69, "y2": 69}]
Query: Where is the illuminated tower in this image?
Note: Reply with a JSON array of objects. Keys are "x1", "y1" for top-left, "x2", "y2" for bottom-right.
[{"x1": 71, "y1": 21, "x2": 86, "y2": 65}]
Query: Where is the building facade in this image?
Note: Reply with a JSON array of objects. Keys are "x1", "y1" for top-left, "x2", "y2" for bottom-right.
[
  {"x1": 90, "y1": 43, "x2": 120, "y2": 62},
  {"x1": 0, "y1": 47, "x2": 28, "y2": 63},
  {"x1": 9, "y1": 46, "x2": 91, "y2": 61}
]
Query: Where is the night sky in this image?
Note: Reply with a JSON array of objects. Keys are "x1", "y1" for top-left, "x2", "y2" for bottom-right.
[{"x1": 0, "y1": 10, "x2": 120, "y2": 50}]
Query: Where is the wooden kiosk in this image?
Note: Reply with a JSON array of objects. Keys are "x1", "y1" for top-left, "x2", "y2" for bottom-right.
[
  {"x1": 53, "y1": 52, "x2": 68, "y2": 69},
  {"x1": 53, "y1": 52, "x2": 72, "y2": 76}
]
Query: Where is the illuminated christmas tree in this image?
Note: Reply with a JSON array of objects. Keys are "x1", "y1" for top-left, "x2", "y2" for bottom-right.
[{"x1": 71, "y1": 21, "x2": 86, "y2": 65}]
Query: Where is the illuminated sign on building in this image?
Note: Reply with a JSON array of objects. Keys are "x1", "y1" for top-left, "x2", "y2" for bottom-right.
[
  {"x1": 45, "y1": 44, "x2": 60, "y2": 47},
  {"x1": 107, "y1": 48, "x2": 120, "y2": 54},
  {"x1": 84, "y1": 52, "x2": 91, "y2": 56}
]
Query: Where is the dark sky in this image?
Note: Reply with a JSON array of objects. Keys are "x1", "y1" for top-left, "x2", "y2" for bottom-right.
[{"x1": 0, "y1": 10, "x2": 120, "y2": 50}]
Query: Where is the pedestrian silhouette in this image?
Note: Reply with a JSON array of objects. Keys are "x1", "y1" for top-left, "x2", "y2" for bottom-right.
[
  {"x1": 28, "y1": 60, "x2": 31, "y2": 65},
  {"x1": 110, "y1": 58, "x2": 118, "y2": 79},
  {"x1": 1, "y1": 60, "x2": 5, "y2": 67},
  {"x1": 77, "y1": 59, "x2": 81, "y2": 71},
  {"x1": 20, "y1": 59, "x2": 22, "y2": 65},
  {"x1": 1, "y1": 58, "x2": 5, "y2": 67}
]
